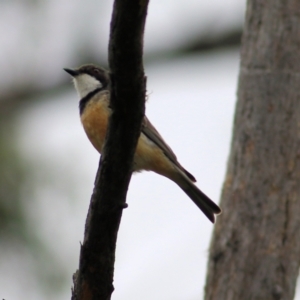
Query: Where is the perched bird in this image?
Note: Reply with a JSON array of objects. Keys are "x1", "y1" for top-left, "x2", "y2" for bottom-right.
[{"x1": 64, "y1": 64, "x2": 221, "y2": 222}]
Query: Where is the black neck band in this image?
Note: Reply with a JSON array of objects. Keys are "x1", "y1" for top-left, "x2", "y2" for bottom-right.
[{"x1": 79, "y1": 87, "x2": 103, "y2": 115}]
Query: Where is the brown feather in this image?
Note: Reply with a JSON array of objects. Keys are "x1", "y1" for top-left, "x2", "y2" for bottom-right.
[{"x1": 142, "y1": 116, "x2": 196, "y2": 182}]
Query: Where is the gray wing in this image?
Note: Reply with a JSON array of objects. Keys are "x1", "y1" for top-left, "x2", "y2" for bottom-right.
[{"x1": 142, "y1": 116, "x2": 196, "y2": 182}]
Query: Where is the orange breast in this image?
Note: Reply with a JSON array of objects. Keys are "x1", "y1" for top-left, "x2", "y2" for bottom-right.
[
  {"x1": 80, "y1": 96, "x2": 110, "y2": 154},
  {"x1": 80, "y1": 95, "x2": 177, "y2": 181}
]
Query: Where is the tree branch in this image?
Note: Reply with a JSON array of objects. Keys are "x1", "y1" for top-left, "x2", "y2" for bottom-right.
[{"x1": 71, "y1": 1, "x2": 149, "y2": 299}]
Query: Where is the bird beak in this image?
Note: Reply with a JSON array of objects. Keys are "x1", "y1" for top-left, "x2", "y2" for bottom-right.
[{"x1": 63, "y1": 68, "x2": 79, "y2": 77}]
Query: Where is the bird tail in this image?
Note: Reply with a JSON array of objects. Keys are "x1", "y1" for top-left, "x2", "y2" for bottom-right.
[{"x1": 176, "y1": 173, "x2": 221, "y2": 223}]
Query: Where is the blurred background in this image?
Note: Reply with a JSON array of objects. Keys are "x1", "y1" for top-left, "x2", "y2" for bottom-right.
[{"x1": 3, "y1": 1, "x2": 298, "y2": 300}]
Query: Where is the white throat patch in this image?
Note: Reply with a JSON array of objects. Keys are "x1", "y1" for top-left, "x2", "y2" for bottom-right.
[{"x1": 73, "y1": 74, "x2": 103, "y2": 98}]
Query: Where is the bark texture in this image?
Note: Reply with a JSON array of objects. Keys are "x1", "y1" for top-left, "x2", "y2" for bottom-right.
[
  {"x1": 71, "y1": 1, "x2": 148, "y2": 299},
  {"x1": 205, "y1": 0, "x2": 300, "y2": 299}
]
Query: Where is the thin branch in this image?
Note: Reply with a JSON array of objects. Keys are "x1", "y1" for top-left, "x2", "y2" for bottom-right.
[{"x1": 71, "y1": 1, "x2": 149, "y2": 299}]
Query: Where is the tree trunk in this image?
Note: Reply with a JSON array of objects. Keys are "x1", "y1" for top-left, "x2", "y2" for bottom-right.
[{"x1": 204, "y1": 0, "x2": 300, "y2": 299}]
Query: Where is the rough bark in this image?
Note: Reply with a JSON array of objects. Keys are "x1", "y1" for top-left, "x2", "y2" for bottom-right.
[
  {"x1": 205, "y1": 0, "x2": 300, "y2": 299},
  {"x1": 71, "y1": 1, "x2": 148, "y2": 300}
]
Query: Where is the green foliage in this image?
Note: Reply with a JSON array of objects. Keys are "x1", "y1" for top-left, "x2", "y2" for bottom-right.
[{"x1": 0, "y1": 121, "x2": 69, "y2": 298}]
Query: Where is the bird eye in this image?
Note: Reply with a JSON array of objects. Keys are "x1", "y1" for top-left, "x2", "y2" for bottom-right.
[{"x1": 93, "y1": 68, "x2": 100, "y2": 74}]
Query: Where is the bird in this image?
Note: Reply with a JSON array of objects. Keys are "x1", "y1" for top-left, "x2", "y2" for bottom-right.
[{"x1": 64, "y1": 64, "x2": 221, "y2": 222}]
